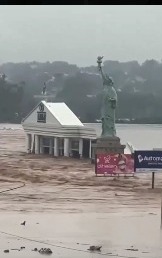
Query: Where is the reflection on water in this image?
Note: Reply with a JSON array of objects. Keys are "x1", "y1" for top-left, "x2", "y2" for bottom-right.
[{"x1": 0, "y1": 212, "x2": 162, "y2": 258}]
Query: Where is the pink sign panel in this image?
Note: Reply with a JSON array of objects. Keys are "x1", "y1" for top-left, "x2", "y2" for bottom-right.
[{"x1": 95, "y1": 154, "x2": 134, "y2": 175}]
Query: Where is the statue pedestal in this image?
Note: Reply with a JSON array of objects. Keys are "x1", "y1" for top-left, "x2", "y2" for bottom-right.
[{"x1": 92, "y1": 136, "x2": 125, "y2": 160}]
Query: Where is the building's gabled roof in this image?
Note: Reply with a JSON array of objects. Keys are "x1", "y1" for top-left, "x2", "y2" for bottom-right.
[
  {"x1": 42, "y1": 101, "x2": 83, "y2": 126},
  {"x1": 22, "y1": 100, "x2": 83, "y2": 127}
]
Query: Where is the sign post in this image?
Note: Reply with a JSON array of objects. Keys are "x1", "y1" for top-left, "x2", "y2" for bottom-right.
[
  {"x1": 152, "y1": 172, "x2": 155, "y2": 189},
  {"x1": 134, "y1": 150, "x2": 162, "y2": 189}
]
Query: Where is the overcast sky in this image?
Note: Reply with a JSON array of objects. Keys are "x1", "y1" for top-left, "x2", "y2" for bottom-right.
[{"x1": 0, "y1": 5, "x2": 162, "y2": 66}]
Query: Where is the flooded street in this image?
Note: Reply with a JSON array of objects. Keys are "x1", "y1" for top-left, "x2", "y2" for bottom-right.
[
  {"x1": 0, "y1": 126, "x2": 162, "y2": 257},
  {"x1": 1, "y1": 212, "x2": 162, "y2": 258}
]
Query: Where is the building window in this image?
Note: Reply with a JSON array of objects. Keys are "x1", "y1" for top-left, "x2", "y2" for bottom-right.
[
  {"x1": 71, "y1": 140, "x2": 79, "y2": 150},
  {"x1": 37, "y1": 112, "x2": 46, "y2": 123}
]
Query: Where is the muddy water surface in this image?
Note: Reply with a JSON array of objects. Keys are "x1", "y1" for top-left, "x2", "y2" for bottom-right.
[{"x1": 0, "y1": 126, "x2": 162, "y2": 257}]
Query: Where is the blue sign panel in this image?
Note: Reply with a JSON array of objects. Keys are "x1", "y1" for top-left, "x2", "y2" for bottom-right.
[{"x1": 134, "y1": 151, "x2": 162, "y2": 172}]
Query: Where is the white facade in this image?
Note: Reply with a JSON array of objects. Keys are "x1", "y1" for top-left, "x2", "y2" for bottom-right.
[{"x1": 22, "y1": 101, "x2": 97, "y2": 158}]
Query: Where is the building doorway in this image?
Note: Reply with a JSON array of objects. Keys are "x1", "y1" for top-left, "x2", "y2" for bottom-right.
[
  {"x1": 44, "y1": 146, "x2": 50, "y2": 154},
  {"x1": 83, "y1": 139, "x2": 90, "y2": 158}
]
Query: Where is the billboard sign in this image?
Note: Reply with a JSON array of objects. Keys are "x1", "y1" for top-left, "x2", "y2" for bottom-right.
[
  {"x1": 134, "y1": 150, "x2": 162, "y2": 172},
  {"x1": 95, "y1": 154, "x2": 134, "y2": 175}
]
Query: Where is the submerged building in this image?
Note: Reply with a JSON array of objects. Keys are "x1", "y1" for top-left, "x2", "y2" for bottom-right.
[
  {"x1": 22, "y1": 100, "x2": 97, "y2": 158},
  {"x1": 22, "y1": 100, "x2": 135, "y2": 158}
]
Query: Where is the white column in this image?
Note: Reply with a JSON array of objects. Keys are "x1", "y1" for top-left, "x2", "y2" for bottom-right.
[
  {"x1": 79, "y1": 138, "x2": 83, "y2": 158},
  {"x1": 26, "y1": 134, "x2": 31, "y2": 153},
  {"x1": 54, "y1": 137, "x2": 59, "y2": 156},
  {"x1": 35, "y1": 135, "x2": 40, "y2": 154},
  {"x1": 40, "y1": 136, "x2": 44, "y2": 154},
  {"x1": 49, "y1": 138, "x2": 53, "y2": 155},
  {"x1": 69, "y1": 139, "x2": 72, "y2": 157},
  {"x1": 31, "y1": 134, "x2": 35, "y2": 153},
  {"x1": 64, "y1": 138, "x2": 70, "y2": 157},
  {"x1": 89, "y1": 139, "x2": 92, "y2": 159}
]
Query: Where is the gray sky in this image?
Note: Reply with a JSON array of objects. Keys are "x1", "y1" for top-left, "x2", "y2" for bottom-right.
[{"x1": 0, "y1": 5, "x2": 162, "y2": 66}]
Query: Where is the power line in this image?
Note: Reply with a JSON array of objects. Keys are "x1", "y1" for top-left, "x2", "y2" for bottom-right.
[{"x1": 0, "y1": 230, "x2": 139, "y2": 258}]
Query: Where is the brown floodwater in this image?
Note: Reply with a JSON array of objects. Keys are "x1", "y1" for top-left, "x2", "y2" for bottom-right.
[
  {"x1": 0, "y1": 212, "x2": 162, "y2": 258},
  {"x1": 0, "y1": 127, "x2": 162, "y2": 257}
]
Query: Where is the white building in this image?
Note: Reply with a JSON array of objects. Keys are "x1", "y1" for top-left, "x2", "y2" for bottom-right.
[
  {"x1": 22, "y1": 100, "x2": 135, "y2": 158},
  {"x1": 22, "y1": 100, "x2": 97, "y2": 158}
]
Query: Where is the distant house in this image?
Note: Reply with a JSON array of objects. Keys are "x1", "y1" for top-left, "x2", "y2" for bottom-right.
[{"x1": 21, "y1": 100, "x2": 96, "y2": 158}]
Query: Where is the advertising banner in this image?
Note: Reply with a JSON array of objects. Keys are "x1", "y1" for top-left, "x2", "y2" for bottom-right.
[
  {"x1": 134, "y1": 150, "x2": 162, "y2": 172},
  {"x1": 95, "y1": 154, "x2": 134, "y2": 175}
]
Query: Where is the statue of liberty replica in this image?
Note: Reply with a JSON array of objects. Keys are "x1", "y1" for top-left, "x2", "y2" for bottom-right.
[
  {"x1": 92, "y1": 56, "x2": 125, "y2": 156},
  {"x1": 97, "y1": 56, "x2": 117, "y2": 137}
]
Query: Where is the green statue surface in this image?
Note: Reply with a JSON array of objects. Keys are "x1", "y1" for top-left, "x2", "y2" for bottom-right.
[{"x1": 97, "y1": 56, "x2": 117, "y2": 138}]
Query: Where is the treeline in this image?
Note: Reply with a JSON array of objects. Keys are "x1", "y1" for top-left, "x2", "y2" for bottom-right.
[{"x1": 0, "y1": 59, "x2": 162, "y2": 123}]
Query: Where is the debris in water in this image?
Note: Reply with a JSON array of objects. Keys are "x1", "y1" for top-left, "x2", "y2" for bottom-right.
[
  {"x1": 126, "y1": 248, "x2": 138, "y2": 251},
  {"x1": 32, "y1": 248, "x2": 38, "y2": 251},
  {"x1": 21, "y1": 221, "x2": 26, "y2": 226},
  {"x1": 39, "y1": 248, "x2": 53, "y2": 254},
  {"x1": 88, "y1": 246, "x2": 102, "y2": 251},
  {"x1": 4, "y1": 249, "x2": 9, "y2": 253}
]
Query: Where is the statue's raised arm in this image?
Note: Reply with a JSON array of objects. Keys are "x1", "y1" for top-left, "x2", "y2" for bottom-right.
[
  {"x1": 97, "y1": 56, "x2": 114, "y2": 86},
  {"x1": 97, "y1": 56, "x2": 106, "y2": 81}
]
